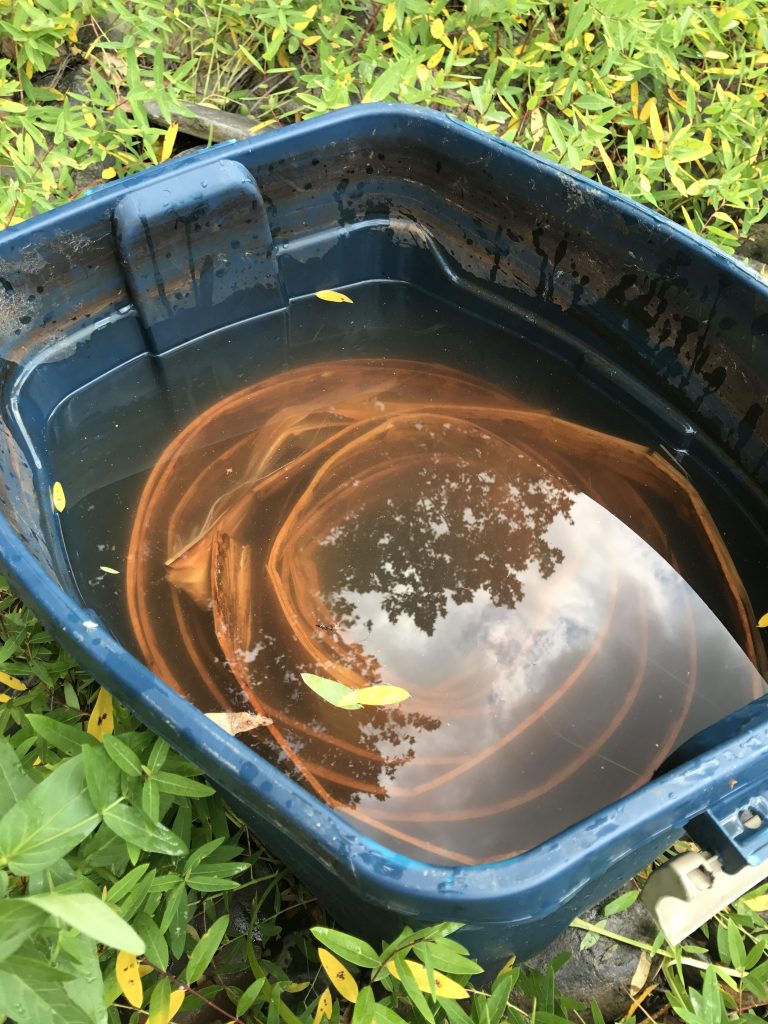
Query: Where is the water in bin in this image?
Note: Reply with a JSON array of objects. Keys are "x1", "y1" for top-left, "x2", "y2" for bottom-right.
[{"x1": 48, "y1": 282, "x2": 766, "y2": 867}]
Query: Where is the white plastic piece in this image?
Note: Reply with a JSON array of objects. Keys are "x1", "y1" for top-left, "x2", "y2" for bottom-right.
[{"x1": 641, "y1": 850, "x2": 768, "y2": 945}]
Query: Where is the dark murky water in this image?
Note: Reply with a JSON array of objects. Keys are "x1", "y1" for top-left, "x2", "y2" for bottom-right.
[{"x1": 47, "y1": 283, "x2": 767, "y2": 865}]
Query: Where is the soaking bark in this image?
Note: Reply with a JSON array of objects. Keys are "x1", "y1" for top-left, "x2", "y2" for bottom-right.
[{"x1": 123, "y1": 359, "x2": 765, "y2": 865}]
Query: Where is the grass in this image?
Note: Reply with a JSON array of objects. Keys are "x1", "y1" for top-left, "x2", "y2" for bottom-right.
[{"x1": 1, "y1": 1, "x2": 768, "y2": 1022}]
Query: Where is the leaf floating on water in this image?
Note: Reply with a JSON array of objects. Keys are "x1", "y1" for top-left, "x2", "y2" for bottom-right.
[
  {"x1": 758, "y1": 612, "x2": 768, "y2": 628},
  {"x1": 386, "y1": 958, "x2": 468, "y2": 999},
  {"x1": 318, "y1": 948, "x2": 359, "y2": 1003},
  {"x1": 300, "y1": 672, "x2": 362, "y2": 709},
  {"x1": 338, "y1": 685, "x2": 411, "y2": 708},
  {"x1": 100, "y1": 565, "x2": 120, "y2": 575},
  {"x1": 205, "y1": 711, "x2": 273, "y2": 736},
  {"x1": 314, "y1": 289, "x2": 353, "y2": 304},
  {"x1": 52, "y1": 480, "x2": 66, "y2": 512}
]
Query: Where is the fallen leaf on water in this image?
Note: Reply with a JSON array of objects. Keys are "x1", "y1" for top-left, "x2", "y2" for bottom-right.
[
  {"x1": 205, "y1": 711, "x2": 273, "y2": 736},
  {"x1": 758, "y1": 612, "x2": 768, "y2": 628},
  {"x1": 318, "y1": 948, "x2": 358, "y2": 1003},
  {"x1": 300, "y1": 672, "x2": 362, "y2": 709},
  {"x1": 314, "y1": 289, "x2": 353, "y2": 304},
  {"x1": 338, "y1": 684, "x2": 411, "y2": 708},
  {"x1": 52, "y1": 481, "x2": 66, "y2": 512},
  {"x1": 116, "y1": 950, "x2": 143, "y2": 1008},
  {"x1": 0, "y1": 670, "x2": 26, "y2": 692},
  {"x1": 100, "y1": 565, "x2": 120, "y2": 575},
  {"x1": 386, "y1": 958, "x2": 468, "y2": 999},
  {"x1": 87, "y1": 687, "x2": 114, "y2": 741}
]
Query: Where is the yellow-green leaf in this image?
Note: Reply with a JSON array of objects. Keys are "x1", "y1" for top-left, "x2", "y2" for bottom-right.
[
  {"x1": 161, "y1": 122, "x2": 179, "y2": 163},
  {"x1": 100, "y1": 565, "x2": 120, "y2": 574},
  {"x1": 319, "y1": 948, "x2": 359, "y2": 1003},
  {"x1": 647, "y1": 98, "x2": 665, "y2": 148},
  {"x1": 116, "y1": 950, "x2": 143, "y2": 1008},
  {"x1": 87, "y1": 688, "x2": 114, "y2": 742},
  {"x1": 0, "y1": 670, "x2": 26, "y2": 692},
  {"x1": 102, "y1": 167, "x2": 117, "y2": 181},
  {"x1": 338, "y1": 685, "x2": 411, "y2": 708},
  {"x1": 386, "y1": 958, "x2": 468, "y2": 1000},
  {"x1": 426, "y1": 45, "x2": 444, "y2": 69},
  {"x1": 382, "y1": 2, "x2": 396, "y2": 32},
  {"x1": 758, "y1": 612, "x2": 768, "y2": 628},
  {"x1": 301, "y1": 672, "x2": 362, "y2": 709},
  {"x1": 83, "y1": 110, "x2": 97, "y2": 128},
  {"x1": 313, "y1": 987, "x2": 333, "y2": 1024},
  {"x1": 430, "y1": 17, "x2": 446, "y2": 41},
  {"x1": 743, "y1": 893, "x2": 768, "y2": 911},
  {"x1": 314, "y1": 289, "x2": 353, "y2": 303},
  {"x1": 302, "y1": 34, "x2": 320, "y2": 46},
  {"x1": 52, "y1": 481, "x2": 66, "y2": 512},
  {"x1": 295, "y1": 4, "x2": 317, "y2": 31}
]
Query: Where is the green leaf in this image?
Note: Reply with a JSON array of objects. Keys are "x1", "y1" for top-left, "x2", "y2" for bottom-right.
[
  {"x1": 236, "y1": 977, "x2": 266, "y2": 1017},
  {"x1": 0, "y1": 754, "x2": 99, "y2": 874},
  {"x1": 26, "y1": 714, "x2": 91, "y2": 756},
  {"x1": 146, "y1": 737, "x2": 170, "y2": 773},
  {"x1": 103, "y1": 804, "x2": 187, "y2": 856},
  {"x1": 373, "y1": 1006, "x2": 410, "y2": 1024},
  {"x1": 352, "y1": 986, "x2": 375, "y2": 1024},
  {"x1": 602, "y1": 890, "x2": 639, "y2": 917},
  {"x1": 23, "y1": 892, "x2": 145, "y2": 954},
  {"x1": 311, "y1": 927, "x2": 379, "y2": 968},
  {"x1": 0, "y1": 737, "x2": 34, "y2": 818},
  {"x1": 82, "y1": 744, "x2": 120, "y2": 812},
  {"x1": 102, "y1": 734, "x2": 142, "y2": 777},
  {"x1": 107, "y1": 863, "x2": 150, "y2": 905},
  {"x1": 391, "y1": 953, "x2": 434, "y2": 1024},
  {"x1": 185, "y1": 914, "x2": 229, "y2": 983},
  {"x1": 0, "y1": 955, "x2": 92, "y2": 1024},
  {"x1": 0, "y1": 900, "x2": 46, "y2": 962},
  {"x1": 153, "y1": 771, "x2": 215, "y2": 797},
  {"x1": 300, "y1": 673, "x2": 362, "y2": 709},
  {"x1": 149, "y1": 977, "x2": 171, "y2": 1022},
  {"x1": 133, "y1": 912, "x2": 169, "y2": 970}
]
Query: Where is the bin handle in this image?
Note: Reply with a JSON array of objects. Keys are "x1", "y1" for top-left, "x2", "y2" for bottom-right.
[{"x1": 641, "y1": 850, "x2": 768, "y2": 945}]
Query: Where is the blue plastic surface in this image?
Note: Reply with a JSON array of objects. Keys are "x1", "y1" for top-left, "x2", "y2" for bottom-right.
[{"x1": 0, "y1": 104, "x2": 767, "y2": 965}]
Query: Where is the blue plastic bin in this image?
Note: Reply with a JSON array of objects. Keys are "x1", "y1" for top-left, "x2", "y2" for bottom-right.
[{"x1": 0, "y1": 105, "x2": 767, "y2": 964}]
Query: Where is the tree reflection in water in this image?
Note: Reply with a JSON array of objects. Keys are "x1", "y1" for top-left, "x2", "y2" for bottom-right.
[{"x1": 126, "y1": 360, "x2": 765, "y2": 865}]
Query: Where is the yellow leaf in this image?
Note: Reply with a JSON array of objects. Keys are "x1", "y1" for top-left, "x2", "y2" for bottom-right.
[
  {"x1": 301, "y1": 34, "x2": 320, "y2": 45},
  {"x1": 415, "y1": 63, "x2": 429, "y2": 85},
  {"x1": 87, "y1": 688, "x2": 114, "y2": 742},
  {"x1": 529, "y1": 107, "x2": 544, "y2": 144},
  {"x1": 639, "y1": 98, "x2": 654, "y2": 122},
  {"x1": 681, "y1": 206, "x2": 696, "y2": 232},
  {"x1": 100, "y1": 565, "x2": 120, "y2": 574},
  {"x1": 638, "y1": 173, "x2": 651, "y2": 194},
  {"x1": 467, "y1": 26, "x2": 484, "y2": 50},
  {"x1": 295, "y1": 4, "x2": 317, "y2": 31},
  {"x1": 669, "y1": 172, "x2": 688, "y2": 195},
  {"x1": 583, "y1": 31, "x2": 595, "y2": 50},
  {"x1": 630, "y1": 80, "x2": 639, "y2": 118},
  {"x1": 277, "y1": 46, "x2": 290, "y2": 68},
  {"x1": 430, "y1": 18, "x2": 446, "y2": 42},
  {"x1": 426, "y1": 45, "x2": 444, "y2": 69},
  {"x1": 497, "y1": 954, "x2": 517, "y2": 976},
  {"x1": 338, "y1": 685, "x2": 411, "y2": 708},
  {"x1": 595, "y1": 141, "x2": 616, "y2": 183},
  {"x1": 0, "y1": 671, "x2": 26, "y2": 692},
  {"x1": 318, "y1": 949, "x2": 358, "y2": 1003},
  {"x1": 314, "y1": 289, "x2": 353, "y2": 303},
  {"x1": 382, "y1": 2, "x2": 396, "y2": 32},
  {"x1": 713, "y1": 211, "x2": 739, "y2": 231},
  {"x1": 160, "y1": 122, "x2": 178, "y2": 164},
  {"x1": 116, "y1": 951, "x2": 143, "y2": 1008},
  {"x1": 101, "y1": 167, "x2": 117, "y2": 181},
  {"x1": 0, "y1": 694, "x2": 10, "y2": 704},
  {"x1": 758, "y1": 612, "x2": 768, "y2": 628},
  {"x1": 647, "y1": 98, "x2": 666, "y2": 148},
  {"x1": 756, "y1": 54, "x2": 768, "y2": 66},
  {"x1": 149, "y1": 987, "x2": 185, "y2": 1024},
  {"x1": 743, "y1": 893, "x2": 768, "y2": 911},
  {"x1": 704, "y1": 50, "x2": 729, "y2": 59},
  {"x1": 386, "y1": 959, "x2": 468, "y2": 1000},
  {"x1": 83, "y1": 110, "x2": 97, "y2": 128},
  {"x1": 314, "y1": 987, "x2": 333, "y2": 1024},
  {"x1": 52, "y1": 481, "x2": 66, "y2": 512}
]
